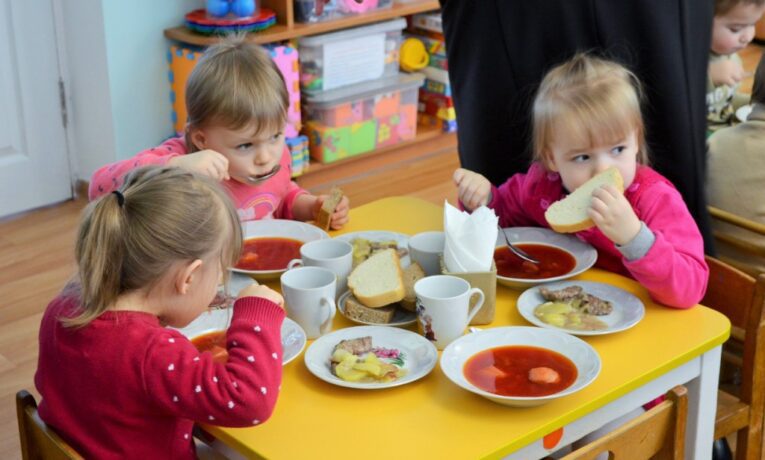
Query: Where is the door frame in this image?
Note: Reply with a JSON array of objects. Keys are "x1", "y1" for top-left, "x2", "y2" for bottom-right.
[{"x1": 51, "y1": 0, "x2": 78, "y2": 198}]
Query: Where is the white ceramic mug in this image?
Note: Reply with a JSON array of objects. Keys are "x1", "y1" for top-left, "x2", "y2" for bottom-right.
[
  {"x1": 414, "y1": 275, "x2": 484, "y2": 349},
  {"x1": 280, "y1": 266, "x2": 337, "y2": 339},
  {"x1": 408, "y1": 231, "x2": 445, "y2": 276},
  {"x1": 287, "y1": 239, "x2": 353, "y2": 297}
]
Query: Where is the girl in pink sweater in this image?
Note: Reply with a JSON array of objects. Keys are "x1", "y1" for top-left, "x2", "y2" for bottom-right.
[
  {"x1": 90, "y1": 35, "x2": 349, "y2": 228},
  {"x1": 454, "y1": 54, "x2": 708, "y2": 308},
  {"x1": 36, "y1": 166, "x2": 285, "y2": 459}
]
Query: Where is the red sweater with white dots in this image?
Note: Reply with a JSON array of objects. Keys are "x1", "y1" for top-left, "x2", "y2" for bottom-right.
[{"x1": 35, "y1": 291, "x2": 284, "y2": 459}]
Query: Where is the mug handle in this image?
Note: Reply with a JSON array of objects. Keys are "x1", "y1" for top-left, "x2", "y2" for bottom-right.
[
  {"x1": 465, "y1": 288, "x2": 484, "y2": 326},
  {"x1": 319, "y1": 296, "x2": 336, "y2": 333},
  {"x1": 287, "y1": 258, "x2": 303, "y2": 270}
]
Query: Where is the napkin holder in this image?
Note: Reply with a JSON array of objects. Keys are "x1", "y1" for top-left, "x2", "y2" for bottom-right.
[{"x1": 440, "y1": 257, "x2": 496, "y2": 325}]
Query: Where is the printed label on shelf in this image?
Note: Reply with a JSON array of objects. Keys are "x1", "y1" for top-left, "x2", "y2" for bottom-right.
[{"x1": 322, "y1": 33, "x2": 385, "y2": 90}]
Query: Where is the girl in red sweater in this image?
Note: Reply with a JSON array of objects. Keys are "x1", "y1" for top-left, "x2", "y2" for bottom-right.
[{"x1": 35, "y1": 166, "x2": 285, "y2": 459}]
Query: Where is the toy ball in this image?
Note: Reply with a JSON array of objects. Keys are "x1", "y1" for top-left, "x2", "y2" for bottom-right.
[
  {"x1": 232, "y1": 0, "x2": 256, "y2": 16},
  {"x1": 206, "y1": 0, "x2": 256, "y2": 18}
]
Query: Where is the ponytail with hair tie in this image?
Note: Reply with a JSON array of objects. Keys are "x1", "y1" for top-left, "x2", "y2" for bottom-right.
[
  {"x1": 66, "y1": 166, "x2": 242, "y2": 328},
  {"x1": 112, "y1": 190, "x2": 125, "y2": 207}
]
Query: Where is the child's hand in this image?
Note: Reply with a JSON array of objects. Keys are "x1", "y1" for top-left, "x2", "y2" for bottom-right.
[
  {"x1": 453, "y1": 168, "x2": 492, "y2": 211},
  {"x1": 168, "y1": 149, "x2": 230, "y2": 181},
  {"x1": 237, "y1": 284, "x2": 284, "y2": 309},
  {"x1": 315, "y1": 194, "x2": 350, "y2": 230},
  {"x1": 588, "y1": 185, "x2": 641, "y2": 246},
  {"x1": 709, "y1": 59, "x2": 745, "y2": 87}
]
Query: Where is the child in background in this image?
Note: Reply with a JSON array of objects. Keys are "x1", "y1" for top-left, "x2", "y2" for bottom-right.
[
  {"x1": 707, "y1": 0, "x2": 765, "y2": 130},
  {"x1": 36, "y1": 166, "x2": 285, "y2": 459},
  {"x1": 89, "y1": 35, "x2": 349, "y2": 229},
  {"x1": 707, "y1": 53, "x2": 765, "y2": 274},
  {"x1": 454, "y1": 53, "x2": 708, "y2": 309}
]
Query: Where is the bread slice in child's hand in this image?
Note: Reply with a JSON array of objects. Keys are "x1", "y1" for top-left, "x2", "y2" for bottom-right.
[
  {"x1": 347, "y1": 248, "x2": 405, "y2": 308},
  {"x1": 315, "y1": 186, "x2": 344, "y2": 231},
  {"x1": 544, "y1": 167, "x2": 624, "y2": 233}
]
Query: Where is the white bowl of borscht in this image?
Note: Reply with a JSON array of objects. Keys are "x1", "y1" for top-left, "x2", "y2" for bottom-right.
[
  {"x1": 494, "y1": 227, "x2": 597, "y2": 289},
  {"x1": 232, "y1": 220, "x2": 329, "y2": 280},
  {"x1": 440, "y1": 326, "x2": 601, "y2": 407}
]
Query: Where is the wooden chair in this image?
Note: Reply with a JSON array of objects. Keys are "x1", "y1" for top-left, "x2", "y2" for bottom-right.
[
  {"x1": 16, "y1": 390, "x2": 82, "y2": 460},
  {"x1": 562, "y1": 385, "x2": 688, "y2": 460},
  {"x1": 704, "y1": 256, "x2": 765, "y2": 460},
  {"x1": 708, "y1": 206, "x2": 765, "y2": 277}
]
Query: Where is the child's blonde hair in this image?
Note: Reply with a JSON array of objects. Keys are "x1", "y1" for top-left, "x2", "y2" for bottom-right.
[
  {"x1": 532, "y1": 53, "x2": 649, "y2": 168},
  {"x1": 184, "y1": 34, "x2": 289, "y2": 152},
  {"x1": 715, "y1": 0, "x2": 765, "y2": 16},
  {"x1": 67, "y1": 166, "x2": 242, "y2": 327}
]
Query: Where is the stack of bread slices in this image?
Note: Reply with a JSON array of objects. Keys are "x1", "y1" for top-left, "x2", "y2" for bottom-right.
[{"x1": 345, "y1": 248, "x2": 425, "y2": 324}]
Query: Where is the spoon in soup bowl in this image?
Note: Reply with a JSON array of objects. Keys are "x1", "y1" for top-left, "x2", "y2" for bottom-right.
[{"x1": 497, "y1": 225, "x2": 540, "y2": 265}]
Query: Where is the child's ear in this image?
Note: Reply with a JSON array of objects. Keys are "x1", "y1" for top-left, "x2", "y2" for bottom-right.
[
  {"x1": 188, "y1": 128, "x2": 207, "y2": 150},
  {"x1": 176, "y1": 259, "x2": 204, "y2": 295}
]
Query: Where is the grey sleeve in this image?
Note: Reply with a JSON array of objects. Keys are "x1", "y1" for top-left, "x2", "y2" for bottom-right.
[{"x1": 616, "y1": 222, "x2": 655, "y2": 261}]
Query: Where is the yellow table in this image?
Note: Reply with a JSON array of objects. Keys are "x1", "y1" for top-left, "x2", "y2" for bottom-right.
[{"x1": 208, "y1": 197, "x2": 730, "y2": 460}]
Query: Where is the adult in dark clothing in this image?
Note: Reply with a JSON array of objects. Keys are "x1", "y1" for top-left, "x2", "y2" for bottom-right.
[{"x1": 440, "y1": 0, "x2": 716, "y2": 252}]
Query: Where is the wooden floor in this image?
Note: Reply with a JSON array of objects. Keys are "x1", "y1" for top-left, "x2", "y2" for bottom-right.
[{"x1": 1, "y1": 44, "x2": 761, "y2": 459}]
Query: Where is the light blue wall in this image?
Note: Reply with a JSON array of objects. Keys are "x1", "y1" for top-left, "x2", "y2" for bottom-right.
[{"x1": 101, "y1": 0, "x2": 199, "y2": 160}]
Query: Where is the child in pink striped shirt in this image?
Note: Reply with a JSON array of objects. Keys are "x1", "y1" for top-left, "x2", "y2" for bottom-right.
[{"x1": 90, "y1": 35, "x2": 349, "y2": 228}]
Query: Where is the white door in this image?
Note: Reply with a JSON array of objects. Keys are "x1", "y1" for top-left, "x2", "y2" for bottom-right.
[{"x1": 0, "y1": 0, "x2": 71, "y2": 218}]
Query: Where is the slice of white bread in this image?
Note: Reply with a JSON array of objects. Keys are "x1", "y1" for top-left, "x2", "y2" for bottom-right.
[
  {"x1": 400, "y1": 262, "x2": 425, "y2": 312},
  {"x1": 344, "y1": 295, "x2": 396, "y2": 324},
  {"x1": 544, "y1": 167, "x2": 624, "y2": 233},
  {"x1": 347, "y1": 248, "x2": 405, "y2": 308}
]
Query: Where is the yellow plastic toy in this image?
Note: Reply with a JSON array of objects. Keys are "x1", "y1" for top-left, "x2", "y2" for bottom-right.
[{"x1": 400, "y1": 38, "x2": 429, "y2": 72}]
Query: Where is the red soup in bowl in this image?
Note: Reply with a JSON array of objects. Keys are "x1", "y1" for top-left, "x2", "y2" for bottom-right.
[
  {"x1": 494, "y1": 244, "x2": 575, "y2": 279},
  {"x1": 464, "y1": 345, "x2": 577, "y2": 397},
  {"x1": 192, "y1": 331, "x2": 229, "y2": 364},
  {"x1": 236, "y1": 237, "x2": 302, "y2": 271}
]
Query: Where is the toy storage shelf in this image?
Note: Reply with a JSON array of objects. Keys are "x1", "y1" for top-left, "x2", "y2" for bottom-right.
[
  {"x1": 296, "y1": 123, "x2": 455, "y2": 188},
  {"x1": 164, "y1": 0, "x2": 456, "y2": 195},
  {"x1": 163, "y1": 0, "x2": 440, "y2": 46}
]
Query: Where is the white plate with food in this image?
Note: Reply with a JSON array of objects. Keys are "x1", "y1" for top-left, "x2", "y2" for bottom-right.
[
  {"x1": 304, "y1": 326, "x2": 438, "y2": 389},
  {"x1": 517, "y1": 280, "x2": 645, "y2": 336},
  {"x1": 334, "y1": 231, "x2": 411, "y2": 267},
  {"x1": 231, "y1": 220, "x2": 329, "y2": 280},
  {"x1": 494, "y1": 227, "x2": 597, "y2": 289},
  {"x1": 175, "y1": 274, "x2": 307, "y2": 365},
  {"x1": 337, "y1": 290, "x2": 417, "y2": 327},
  {"x1": 440, "y1": 326, "x2": 601, "y2": 407}
]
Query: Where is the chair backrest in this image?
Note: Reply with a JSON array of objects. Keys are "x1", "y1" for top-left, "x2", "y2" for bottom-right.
[
  {"x1": 703, "y1": 256, "x2": 765, "y2": 459},
  {"x1": 708, "y1": 206, "x2": 765, "y2": 277},
  {"x1": 562, "y1": 386, "x2": 688, "y2": 460},
  {"x1": 16, "y1": 390, "x2": 82, "y2": 460}
]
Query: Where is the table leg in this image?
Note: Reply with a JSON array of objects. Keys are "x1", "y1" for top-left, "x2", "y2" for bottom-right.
[{"x1": 684, "y1": 345, "x2": 722, "y2": 460}]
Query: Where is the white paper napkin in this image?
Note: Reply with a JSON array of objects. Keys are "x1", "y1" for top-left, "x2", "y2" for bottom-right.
[{"x1": 443, "y1": 201, "x2": 498, "y2": 272}]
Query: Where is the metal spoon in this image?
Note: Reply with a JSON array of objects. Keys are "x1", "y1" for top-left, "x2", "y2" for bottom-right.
[
  {"x1": 246, "y1": 165, "x2": 281, "y2": 185},
  {"x1": 498, "y1": 225, "x2": 540, "y2": 265}
]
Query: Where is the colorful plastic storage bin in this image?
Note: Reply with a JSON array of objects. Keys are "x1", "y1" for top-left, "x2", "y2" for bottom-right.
[
  {"x1": 304, "y1": 73, "x2": 424, "y2": 163},
  {"x1": 294, "y1": 0, "x2": 393, "y2": 23},
  {"x1": 298, "y1": 19, "x2": 405, "y2": 92}
]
